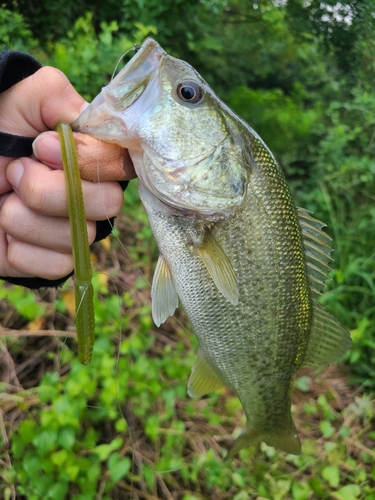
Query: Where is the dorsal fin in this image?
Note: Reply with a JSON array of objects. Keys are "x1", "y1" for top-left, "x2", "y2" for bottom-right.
[
  {"x1": 297, "y1": 207, "x2": 333, "y2": 299},
  {"x1": 301, "y1": 300, "x2": 352, "y2": 366},
  {"x1": 297, "y1": 208, "x2": 352, "y2": 365},
  {"x1": 151, "y1": 254, "x2": 179, "y2": 327},
  {"x1": 198, "y1": 232, "x2": 239, "y2": 305}
]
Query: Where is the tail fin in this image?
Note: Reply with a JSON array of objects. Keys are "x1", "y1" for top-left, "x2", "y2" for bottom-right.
[{"x1": 226, "y1": 421, "x2": 301, "y2": 460}]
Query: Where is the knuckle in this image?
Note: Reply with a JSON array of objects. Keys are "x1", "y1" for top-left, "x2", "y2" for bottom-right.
[
  {"x1": 0, "y1": 194, "x2": 20, "y2": 233},
  {"x1": 87, "y1": 221, "x2": 97, "y2": 245},
  {"x1": 8, "y1": 240, "x2": 74, "y2": 280},
  {"x1": 36, "y1": 67, "x2": 70, "y2": 92},
  {"x1": 112, "y1": 185, "x2": 125, "y2": 213},
  {"x1": 7, "y1": 240, "x2": 24, "y2": 271},
  {"x1": 22, "y1": 174, "x2": 49, "y2": 213},
  {"x1": 102, "y1": 182, "x2": 124, "y2": 217},
  {"x1": 45, "y1": 255, "x2": 74, "y2": 280}
]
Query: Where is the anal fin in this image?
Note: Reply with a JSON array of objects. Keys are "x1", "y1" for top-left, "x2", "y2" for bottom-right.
[
  {"x1": 188, "y1": 348, "x2": 225, "y2": 398},
  {"x1": 198, "y1": 233, "x2": 238, "y2": 305},
  {"x1": 151, "y1": 254, "x2": 178, "y2": 327},
  {"x1": 302, "y1": 300, "x2": 352, "y2": 367}
]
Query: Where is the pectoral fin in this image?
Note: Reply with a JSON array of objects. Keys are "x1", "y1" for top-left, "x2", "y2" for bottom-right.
[
  {"x1": 198, "y1": 233, "x2": 238, "y2": 305},
  {"x1": 151, "y1": 254, "x2": 179, "y2": 327},
  {"x1": 188, "y1": 348, "x2": 225, "y2": 397},
  {"x1": 301, "y1": 300, "x2": 352, "y2": 367}
]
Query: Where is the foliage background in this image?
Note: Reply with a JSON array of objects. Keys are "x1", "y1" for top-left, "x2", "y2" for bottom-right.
[{"x1": 0, "y1": 0, "x2": 375, "y2": 498}]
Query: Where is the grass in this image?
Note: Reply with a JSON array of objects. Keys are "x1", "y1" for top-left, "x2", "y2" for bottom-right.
[{"x1": 0, "y1": 181, "x2": 374, "y2": 499}]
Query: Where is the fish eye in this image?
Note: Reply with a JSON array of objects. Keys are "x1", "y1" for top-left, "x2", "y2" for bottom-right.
[{"x1": 176, "y1": 82, "x2": 203, "y2": 104}]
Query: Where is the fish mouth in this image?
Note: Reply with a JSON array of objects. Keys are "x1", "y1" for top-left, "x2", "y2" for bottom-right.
[{"x1": 72, "y1": 38, "x2": 166, "y2": 144}]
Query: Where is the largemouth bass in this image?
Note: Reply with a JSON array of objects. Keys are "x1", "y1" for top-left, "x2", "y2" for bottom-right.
[{"x1": 73, "y1": 39, "x2": 351, "y2": 457}]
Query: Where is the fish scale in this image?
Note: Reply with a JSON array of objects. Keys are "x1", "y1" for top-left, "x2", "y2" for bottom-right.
[{"x1": 73, "y1": 38, "x2": 352, "y2": 457}]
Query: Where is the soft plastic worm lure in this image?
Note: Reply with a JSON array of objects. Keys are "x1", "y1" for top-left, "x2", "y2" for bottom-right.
[{"x1": 56, "y1": 122, "x2": 95, "y2": 365}]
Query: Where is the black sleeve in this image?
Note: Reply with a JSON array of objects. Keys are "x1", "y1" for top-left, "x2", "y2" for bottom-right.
[
  {"x1": 0, "y1": 51, "x2": 42, "y2": 158},
  {"x1": 0, "y1": 50, "x2": 42, "y2": 92},
  {"x1": 0, "y1": 50, "x2": 127, "y2": 289}
]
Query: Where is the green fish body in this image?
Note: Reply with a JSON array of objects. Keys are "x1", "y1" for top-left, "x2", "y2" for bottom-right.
[{"x1": 73, "y1": 39, "x2": 351, "y2": 456}]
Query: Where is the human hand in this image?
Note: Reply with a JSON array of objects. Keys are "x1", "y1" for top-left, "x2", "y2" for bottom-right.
[{"x1": 0, "y1": 66, "x2": 135, "y2": 280}]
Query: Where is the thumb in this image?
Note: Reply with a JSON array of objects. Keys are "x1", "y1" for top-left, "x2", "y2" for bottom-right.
[
  {"x1": 0, "y1": 66, "x2": 86, "y2": 137},
  {"x1": 37, "y1": 67, "x2": 88, "y2": 129}
]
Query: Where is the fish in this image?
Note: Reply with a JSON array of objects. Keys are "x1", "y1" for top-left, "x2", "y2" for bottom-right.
[{"x1": 72, "y1": 38, "x2": 352, "y2": 457}]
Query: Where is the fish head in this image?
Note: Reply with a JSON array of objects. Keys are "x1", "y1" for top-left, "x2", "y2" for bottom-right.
[{"x1": 73, "y1": 38, "x2": 249, "y2": 217}]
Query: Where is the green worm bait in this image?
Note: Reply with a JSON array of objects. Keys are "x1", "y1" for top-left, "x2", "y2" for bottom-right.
[{"x1": 56, "y1": 121, "x2": 95, "y2": 365}]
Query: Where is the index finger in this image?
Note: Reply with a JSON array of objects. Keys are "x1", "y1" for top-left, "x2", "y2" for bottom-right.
[
  {"x1": 33, "y1": 131, "x2": 136, "y2": 181},
  {"x1": 75, "y1": 133, "x2": 136, "y2": 181}
]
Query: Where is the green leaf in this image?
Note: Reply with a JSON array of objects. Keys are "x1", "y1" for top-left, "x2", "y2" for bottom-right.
[
  {"x1": 47, "y1": 482, "x2": 69, "y2": 500},
  {"x1": 322, "y1": 465, "x2": 340, "y2": 488},
  {"x1": 331, "y1": 485, "x2": 361, "y2": 500},
  {"x1": 22, "y1": 450, "x2": 41, "y2": 476},
  {"x1": 86, "y1": 463, "x2": 101, "y2": 483},
  {"x1": 324, "y1": 441, "x2": 337, "y2": 453},
  {"x1": 66, "y1": 464, "x2": 80, "y2": 482},
  {"x1": 232, "y1": 472, "x2": 245, "y2": 488},
  {"x1": 1, "y1": 286, "x2": 46, "y2": 319},
  {"x1": 142, "y1": 464, "x2": 154, "y2": 490},
  {"x1": 30, "y1": 474, "x2": 54, "y2": 496},
  {"x1": 51, "y1": 449, "x2": 68, "y2": 467},
  {"x1": 233, "y1": 492, "x2": 250, "y2": 500},
  {"x1": 95, "y1": 437, "x2": 123, "y2": 461},
  {"x1": 273, "y1": 479, "x2": 292, "y2": 500},
  {"x1": 108, "y1": 453, "x2": 131, "y2": 482},
  {"x1": 295, "y1": 376, "x2": 311, "y2": 392},
  {"x1": 291, "y1": 481, "x2": 312, "y2": 500},
  {"x1": 309, "y1": 477, "x2": 326, "y2": 497},
  {"x1": 320, "y1": 420, "x2": 334, "y2": 439},
  {"x1": 18, "y1": 419, "x2": 37, "y2": 445},
  {"x1": 33, "y1": 429, "x2": 58, "y2": 455},
  {"x1": 115, "y1": 418, "x2": 128, "y2": 433},
  {"x1": 145, "y1": 414, "x2": 160, "y2": 441},
  {"x1": 3, "y1": 487, "x2": 12, "y2": 500},
  {"x1": 57, "y1": 427, "x2": 76, "y2": 450}
]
